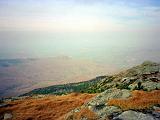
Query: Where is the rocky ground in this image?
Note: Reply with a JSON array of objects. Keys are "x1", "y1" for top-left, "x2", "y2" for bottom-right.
[
  {"x1": 63, "y1": 61, "x2": 160, "y2": 120},
  {"x1": 64, "y1": 89, "x2": 160, "y2": 120}
]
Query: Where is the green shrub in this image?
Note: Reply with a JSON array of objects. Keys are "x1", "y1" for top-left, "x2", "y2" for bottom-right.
[{"x1": 116, "y1": 83, "x2": 129, "y2": 89}]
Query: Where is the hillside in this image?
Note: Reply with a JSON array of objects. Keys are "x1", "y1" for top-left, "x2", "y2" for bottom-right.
[
  {"x1": 86, "y1": 61, "x2": 160, "y2": 92},
  {"x1": 21, "y1": 76, "x2": 107, "y2": 96},
  {"x1": 0, "y1": 61, "x2": 160, "y2": 120}
]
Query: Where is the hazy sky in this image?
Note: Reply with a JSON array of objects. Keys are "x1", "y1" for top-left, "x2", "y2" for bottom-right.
[
  {"x1": 0, "y1": 0, "x2": 160, "y2": 67},
  {"x1": 0, "y1": 0, "x2": 160, "y2": 32}
]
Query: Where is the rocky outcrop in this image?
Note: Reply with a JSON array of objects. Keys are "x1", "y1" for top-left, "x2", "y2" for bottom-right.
[
  {"x1": 84, "y1": 61, "x2": 160, "y2": 93},
  {"x1": 65, "y1": 89, "x2": 131, "y2": 120}
]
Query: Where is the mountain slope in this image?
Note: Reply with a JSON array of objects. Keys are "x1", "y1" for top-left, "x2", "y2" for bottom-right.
[
  {"x1": 0, "y1": 61, "x2": 160, "y2": 120},
  {"x1": 63, "y1": 61, "x2": 160, "y2": 120},
  {"x1": 24, "y1": 61, "x2": 160, "y2": 96}
]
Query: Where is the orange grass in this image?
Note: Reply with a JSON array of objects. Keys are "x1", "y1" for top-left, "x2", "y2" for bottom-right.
[
  {"x1": 75, "y1": 108, "x2": 97, "y2": 120},
  {"x1": 108, "y1": 90, "x2": 160, "y2": 110},
  {"x1": 0, "y1": 93, "x2": 96, "y2": 120},
  {"x1": 65, "y1": 108, "x2": 97, "y2": 120}
]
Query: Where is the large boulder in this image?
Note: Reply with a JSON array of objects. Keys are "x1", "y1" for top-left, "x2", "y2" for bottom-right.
[
  {"x1": 65, "y1": 88, "x2": 131, "y2": 120},
  {"x1": 85, "y1": 88, "x2": 131, "y2": 110},
  {"x1": 113, "y1": 110, "x2": 155, "y2": 120}
]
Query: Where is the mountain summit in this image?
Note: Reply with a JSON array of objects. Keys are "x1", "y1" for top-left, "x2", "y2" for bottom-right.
[{"x1": 0, "y1": 61, "x2": 160, "y2": 120}]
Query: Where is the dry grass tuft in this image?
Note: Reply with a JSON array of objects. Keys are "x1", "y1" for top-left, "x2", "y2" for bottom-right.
[
  {"x1": 71, "y1": 108, "x2": 97, "y2": 120},
  {"x1": 108, "y1": 90, "x2": 160, "y2": 110},
  {"x1": 0, "y1": 93, "x2": 96, "y2": 120}
]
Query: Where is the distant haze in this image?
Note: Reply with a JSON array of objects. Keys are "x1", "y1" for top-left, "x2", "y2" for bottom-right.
[
  {"x1": 0, "y1": 0, "x2": 160, "y2": 68},
  {"x1": 0, "y1": 31, "x2": 159, "y2": 68}
]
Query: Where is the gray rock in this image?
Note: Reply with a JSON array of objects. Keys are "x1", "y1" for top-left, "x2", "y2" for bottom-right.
[
  {"x1": 0, "y1": 103, "x2": 8, "y2": 108},
  {"x1": 3, "y1": 113, "x2": 13, "y2": 120},
  {"x1": 32, "y1": 95, "x2": 46, "y2": 99},
  {"x1": 149, "y1": 77, "x2": 160, "y2": 82},
  {"x1": 96, "y1": 88, "x2": 131, "y2": 101},
  {"x1": 153, "y1": 106, "x2": 160, "y2": 111},
  {"x1": 66, "y1": 88, "x2": 131, "y2": 120},
  {"x1": 152, "y1": 111, "x2": 160, "y2": 119},
  {"x1": 113, "y1": 110, "x2": 155, "y2": 120},
  {"x1": 141, "y1": 61, "x2": 160, "y2": 75},
  {"x1": 128, "y1": 83, "x2": 137, "y2": 90},
  {"x1": 142, "y1": 66, "x2": 159, "y2": 75},
  {"x1": 142, "y1": 81, "x2": 160, "y2": 91},
  {"x1": 86, "y1": 88, "x2": 130, "y2": 109},
  {"x1": 121, "y1": 77, "x2": 136, "y2": 84},
  {"x1": 66, "y1": 89, "x2": 131, "y2": 120},
  {"x1": 96, "y1": 106, "x2": 121, "y2": 120}
]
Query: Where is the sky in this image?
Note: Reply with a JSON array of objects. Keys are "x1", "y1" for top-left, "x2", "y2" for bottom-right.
[
  {"x1": 0, "y1": 0, "x2": 160, "y2": 32},
  {"x1": 0, "y1": 0, "x2": 160, "y2": 67}
]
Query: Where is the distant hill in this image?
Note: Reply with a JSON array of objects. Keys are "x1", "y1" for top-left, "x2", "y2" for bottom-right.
[
  {"x1": 0, "y1": 56, "x2": 116, "y2": 97},
  {"x1": 21, "y1": 76, "x2": 107, "y2": 96}
]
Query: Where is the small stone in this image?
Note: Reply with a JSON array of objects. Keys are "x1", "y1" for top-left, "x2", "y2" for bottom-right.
[
  {"x1": 153, "y1": 106, "x2": 160, "y2": 111},
  {"x1": 152, "y1": 111, "x2": 160, "y2": 118},
  {"x1": 4, "y1": 113, "x2": 13, "y2": 120}
]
